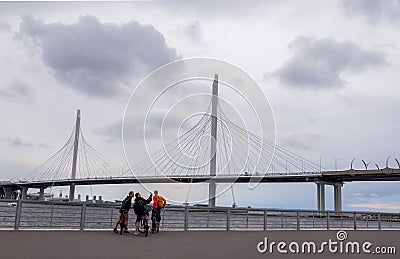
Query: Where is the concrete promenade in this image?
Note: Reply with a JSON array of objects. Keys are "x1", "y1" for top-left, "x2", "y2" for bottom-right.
[{"x1": 0, "y1": 230, "x2": 399, "y2": 259}]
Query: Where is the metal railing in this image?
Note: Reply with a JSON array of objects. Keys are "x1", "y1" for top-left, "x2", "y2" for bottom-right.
[{"x1": 1, "y1": 199, "x2": 399, "y2": 231}]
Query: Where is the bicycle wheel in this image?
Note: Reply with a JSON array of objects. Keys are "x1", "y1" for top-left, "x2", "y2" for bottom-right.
[
  {"x1": 119, "y1": 213, "x2": 125, "y2": 235},
  {"x1": 143, "y1": 217, "x2": 149, "y2": 237},
  {"x1": 138, "y1": 215, "x2": 145, "y2": 234},
  {"x1": 151, "y1": 215, "x2": 156, "y2": 234}
]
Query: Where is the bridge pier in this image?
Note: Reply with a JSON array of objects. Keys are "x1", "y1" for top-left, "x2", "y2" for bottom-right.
[
  {"x1": 3, "y1": 187, "x2": 14, "y2": 200},
  {"x1": 208, "y1": 181, "x2": 216, "y2": 207},
  {"x1": 69, "y1": 184, "x2": 76, "y2": 202},
  {"x1": 316, "y1": 181, "x2": 343, "y2": 212},
  {"x1": 21, "y1": 187, "x2": 28, "y2": 200},
  {"x1": 39, "y1": 188, "x2": 45, "y2": 201},
  {"x1": 333, "y1": 182, "x2": 343, "y2": 212},
  {"x1": 316, "y1": 181, "x2": 326, "y2": 211}
]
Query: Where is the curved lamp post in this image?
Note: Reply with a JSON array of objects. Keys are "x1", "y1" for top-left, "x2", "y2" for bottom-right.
[
  {"x1": 350, "y1": 157, "x2": 357, "y2": 170},
  {"x1": 361, "y1": 160, "x2": 370, "y2": 170},
  {"x1": 386, "y1": 156, "x2": 392, "y2": 168}
]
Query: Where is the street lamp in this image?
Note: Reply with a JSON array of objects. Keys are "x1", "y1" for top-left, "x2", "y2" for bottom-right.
[
  {"x1": 386, "y1": 156, "x2": 392, "y2": 168},
  {"x1": 333, "y1": 157, "x2": 338, "y2": 171},
  {"x1": 361, "y1": 160, "x2": 370, "y2": 170},
  {"x1": 350, "y1": 157, "x2": 356, "y2": 170}
]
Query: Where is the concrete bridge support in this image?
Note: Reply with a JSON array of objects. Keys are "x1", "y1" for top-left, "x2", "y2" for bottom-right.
[
  {"x1": 333, "y1": 182, "x2": 343, "y2": 212},
  {"x1": 316, "y1": 181, "x2": 343, "y2": 212},
  {"x1": 69, "y1": 184, "x2": 76, "y2": 202},
  {"x1": 316, "y1": 181, "x2": 326, "y2": 211},
  {"x1": 39, "y1": 188, "x2": 45, "y2": 201},
  {"x1": 4, "y1": 188, "x2": 13, "y2": 199},
  {"x1": 21, "y1": 187, "x2": 28, "y2": 200},
  {"x1": 3, "y1": 187, "x2": 14, "y2": 199},
  {"x1": 208, "y1": 181, "x2": 216, "y2": 207}
]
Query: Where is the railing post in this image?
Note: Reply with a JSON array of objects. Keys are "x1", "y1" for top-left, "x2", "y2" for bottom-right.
[
  {"x1": 206, "y1": 209, "x2": 210, "y2": 228},
  {"x1": 263, "y1": 210, "x2": 267, "y2": 231},
  {"x1": 246, "y1": 210, "x2": 249, "y2": 228},
  {"x1": 50, "y1": 203, "x2": 54, "y2": 227},
  {"x1": 312, "y1": 212, "x2": 315, "y2": 228},
  {"x1": 161, "y1": 208, "x2": 165, "y2": 228},
  {"x1": 226, "y1": 208, "x2": 231, "y2": 230},
  {"x1": 296, "y1": 210, "x2": 300, "y2": 230},
  {"x1": 378, "y1": 213, "x2": 381, "y2": 230},
  {"x1": 110, "y1": 207, "x2": 114, "y2": 229},
  {"x1": 80, "y1": 203, "x2": 86, "y2": 230},
  {"x1": 14, "y1": 199, "x2": 22, "y2": 230},
  {"x1": 353, "y1": 211, "x2": 357, "y2": 230},
  {"x1": 184, "y1": 206, "x2": 189, "y2": 231},
  {"x1": 326, "y1": 211, "x2": 330, "y2": 230}
]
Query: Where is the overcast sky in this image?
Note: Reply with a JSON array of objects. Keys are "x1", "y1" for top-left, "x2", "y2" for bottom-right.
[{"x1": 0, "y1": 1, "x2": 399, "y2": 211}]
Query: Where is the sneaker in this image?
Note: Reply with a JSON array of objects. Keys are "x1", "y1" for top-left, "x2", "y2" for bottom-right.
[
  {"x1": 124, "y1": 230, "x2": 130, "y2": 233},
  {"x1": 113, "y1": 228, "x2": 118, "y2": 233},
  {"x1": 156, "y1": 229, "x2": 159, "y2": 233},
  {"x1": 133, "y1": 232, "x2": 139, "y2": 236}
]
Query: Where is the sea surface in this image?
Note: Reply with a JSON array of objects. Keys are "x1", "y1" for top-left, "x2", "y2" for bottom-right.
[{"x1": 1, "y1": 201, "x2": 399, "y2": 230}]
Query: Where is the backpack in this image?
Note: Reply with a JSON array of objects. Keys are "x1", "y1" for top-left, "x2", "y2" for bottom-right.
[
  {"x1": 133, "y1": 199, "x2": 144, "y2": 214},
  {"x1": 156, "y1": 196, "x2": 165, "y2": 209}
]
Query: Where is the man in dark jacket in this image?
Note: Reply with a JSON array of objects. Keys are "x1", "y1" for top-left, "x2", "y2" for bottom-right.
[
  {"x1": 133, "y1": 192, "x2": 152, "y2": 236},
  {"x1": 113, "y1": 191, "x2": 134, "y2": 233}
]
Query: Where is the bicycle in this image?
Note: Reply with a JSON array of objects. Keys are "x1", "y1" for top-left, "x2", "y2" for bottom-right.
[
  {"x1": 138, "y1": 205, "x2": 151, "y2": 237},
  {"x1": 151, "y1": 210, "x2": 157, "y2": 234}
]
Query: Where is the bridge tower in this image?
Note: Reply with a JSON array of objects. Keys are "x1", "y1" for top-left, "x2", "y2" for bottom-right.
[
  {"x1": 208, "y1": 74, "x2": 218, "y2": 207},
  {"x1": 68, "y1": 109, "x2": 80, "y2": 202}
]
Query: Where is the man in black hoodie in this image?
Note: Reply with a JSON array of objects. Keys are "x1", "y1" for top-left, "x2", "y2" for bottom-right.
[
  {"x1": 113, "y1": 191, "x2": 134, "y2": 233},
  {"x1": 133, "y1": 192, "x2": 152, "y2": 236}
]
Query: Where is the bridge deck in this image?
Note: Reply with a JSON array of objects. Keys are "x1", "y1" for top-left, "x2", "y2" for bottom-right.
[{"x1": 1, "y1": 169, "x2": 400, "y2": 191}]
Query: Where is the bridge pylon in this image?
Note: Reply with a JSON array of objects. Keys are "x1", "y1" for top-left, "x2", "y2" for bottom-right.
[
  {"x1": 69, "y1": 109, "x2": 81, "y2": 202},
  {"x1": 208, "y1": 74, "x2": 218, "y2": 207}
]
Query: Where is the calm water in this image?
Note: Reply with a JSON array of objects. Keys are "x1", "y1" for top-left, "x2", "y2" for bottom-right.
[{"x1": 1, "y1": 202, "x2": 399, "y2": 230}]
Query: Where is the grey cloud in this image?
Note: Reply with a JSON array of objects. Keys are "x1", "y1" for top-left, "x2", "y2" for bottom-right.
[
  {"x1": 6, "y1": 137, "x2": 51, "y2": 148},
  {"x1": 279, "y1": 132, "x2": 328, "y2": 151},
  {"x1": 18, "y1": 15, "x2": 180, "y2": 97},
  {"x1": 158, "y1": 0, "x2": 282, "y2": 19},
  {"x1": 93, "y1": 120, "x2": 122, "y2": 141},
  {"x1": 0, "y1": 79, "x2": 33, "y2": 101},
  {"x1": 0, "y1": 20, "x2": 11, "y2": 32},
  {"x1": 183, "y1": 20, "x2": 203, "y2": 42},
  {"x1": 273, "y1": 36, "x2": 388, "y2": 89},
  {"x1": 94, "y1": 114, "x2": 178, "y2": 142},
  {"x1": 93, "y1": 115, "x2": 181, "y2": 144},
  {"x1": 341, "y1": 0, "x2": 400, "y2": 24}
]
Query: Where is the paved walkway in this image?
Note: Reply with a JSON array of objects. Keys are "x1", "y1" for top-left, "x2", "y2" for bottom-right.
[{"x1": 0, "y1": 230, "x2": 398, "y2": 259}]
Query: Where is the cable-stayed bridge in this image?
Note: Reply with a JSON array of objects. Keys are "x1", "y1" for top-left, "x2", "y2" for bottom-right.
[{"x1": 1, "y1": 75, "x2": 399, "y2": 212}]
